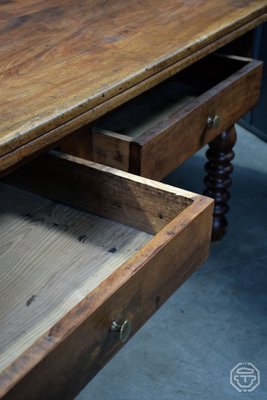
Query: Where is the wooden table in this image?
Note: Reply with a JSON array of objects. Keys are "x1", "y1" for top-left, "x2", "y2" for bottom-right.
[
  {"x1": 1, "y1": 0, "x2": 267, "y2": 238},
  {"x1": 0, "y1": 1, "x2": 266, "y2": 399}
]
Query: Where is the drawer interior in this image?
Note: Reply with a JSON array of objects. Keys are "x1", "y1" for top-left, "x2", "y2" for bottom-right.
[
  {"x1": 0, "y1": 183, "x2": 152, "y2": 374},
  {"x1": 0, "y1": 151, "x2": 196, "y2": 375},
  {"x1": 94, "y1": 54, "x2": 253, "y2": 138}
]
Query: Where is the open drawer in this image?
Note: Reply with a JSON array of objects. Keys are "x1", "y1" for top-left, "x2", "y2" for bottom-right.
[
  {"x1": 0, "y1": 151, "x2": 213, "y2": 399},
  {"x1": 73, "y1": 54, "x2": 264, "y2": 180}
]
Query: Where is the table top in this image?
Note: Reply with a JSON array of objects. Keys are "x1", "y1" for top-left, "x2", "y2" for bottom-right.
[{"x1": 1, "y1": 0, "x2": 267, "y2": 173}]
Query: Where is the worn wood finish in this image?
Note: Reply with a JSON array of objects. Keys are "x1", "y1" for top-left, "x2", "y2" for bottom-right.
[
  {"x1": 0, "y1": 1, "x2": 265, "y2": 395},
  {"x1": 0, "y1": 203, "x2": 213, "y2": 400},
  {"x1": 56, "y1": 125, "x2": 94, "y2": 161},
  {"x1": 0, "y1": 15, "x2": 265, "y2": 178},
  {"x1": 0, "y1": 1, "x2": 267, "y2": 173},
  {"x1": 0, "y1": 183, "x2": 153, "y2": 374},
  {"x1": 0, "y1": 154, "x2": 213, "y2": 399},
  {"x1": 204, "y1": 125, "x2": 237, "y2": 241},
  {"x1": 4, "y1": 151, "x2": 194, "y2": 235},
  {"x1": 92, "y1": 129, "x2": 133, "y2": 171},
  {"x1": 87, "y1": 56, "x2": 262, "y2": 179}
]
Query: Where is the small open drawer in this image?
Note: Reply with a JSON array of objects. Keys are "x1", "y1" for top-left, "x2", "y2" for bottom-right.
[
  {"x1": 0, "y1": 152, "x2": 213, "y2": 399},
  {"x1": 86, "y1": 54, "x2": 262, "y2": 180}
]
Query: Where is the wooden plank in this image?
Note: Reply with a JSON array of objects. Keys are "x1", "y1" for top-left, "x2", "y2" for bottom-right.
[
  {"x1": 0, "y1": 183, "x2": 152, "y2": 374},
  {"x1": 4, "y1": 151, "x2": 195, "y2": 234},
  {"x1": 91, "y1": 128, "x2": 132, "y2": 171},
  {"x1": 0, "y1": 1, "x2": 267, "y2": 171},
  {"x1": 0, "y1": 194, "x2": 213, "y2": 399}
]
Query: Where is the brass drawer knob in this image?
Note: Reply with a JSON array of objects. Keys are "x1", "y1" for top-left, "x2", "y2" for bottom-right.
[
  {"x1": 110, "y1": 320, "x2": 132, "y2": 343},
  {"x1": 207, "y1": 115, "x2": 221, "y2": 129}
]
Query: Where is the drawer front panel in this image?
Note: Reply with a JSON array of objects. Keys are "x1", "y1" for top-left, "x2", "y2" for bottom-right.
[
  {"x1": 2, "y1": 197, "x2": 212, "y2": 400},
  {"x1": 138, "y1": 59, "x2": 262, "y2": 179}
]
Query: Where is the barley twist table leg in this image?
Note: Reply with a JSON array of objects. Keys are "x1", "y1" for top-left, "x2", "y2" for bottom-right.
[{"x1": 204, "y1": 125, "x2": 237, "y2": 241}]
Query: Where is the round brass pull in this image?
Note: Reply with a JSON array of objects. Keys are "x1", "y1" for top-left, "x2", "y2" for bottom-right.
[
  {"x1": 110, "y1": 320, "x2": 132, "y2": 343},
  {"x1": 207, "y1": 115, "x2": 221, "y2": 129}
]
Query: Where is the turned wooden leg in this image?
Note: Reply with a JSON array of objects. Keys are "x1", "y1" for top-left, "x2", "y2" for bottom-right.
[{"x1": 204, "y1": 125, "x2": 237, "y2": 241}]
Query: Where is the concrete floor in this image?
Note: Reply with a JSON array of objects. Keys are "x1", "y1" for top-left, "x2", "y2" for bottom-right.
[{"x1": 76, "y1": 126, "x2": 267, "y2": 400}]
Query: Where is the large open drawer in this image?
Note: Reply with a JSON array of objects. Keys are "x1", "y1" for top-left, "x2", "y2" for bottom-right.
[
  {"x1": 62, "y1": 54, "x2": 262, "y2": 180},
  {"x1": 0, "y1": 151, "x2": 213, "y2": 399}
]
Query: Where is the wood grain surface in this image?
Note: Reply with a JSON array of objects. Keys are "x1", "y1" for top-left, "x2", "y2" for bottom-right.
[
  {"x1": 0, "y1": 183, "x2": 152, "y2": 373},
  {"x1": 0, "y1": 197, "x2": 213, "y2": 400},
  {"x1": 1, "y1": 0, "x2": 267, "y2": 172},
  {"x1": 80, "y1": 56, "x2": 262, "y2": 179},
  {"x1": 0, "y1": 155, "x2": 213, "y2": 399},
  {"x1": 4, "y1": 151, "x2": 194, "y2": 234}
]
